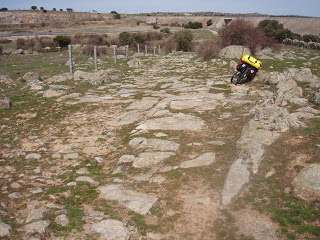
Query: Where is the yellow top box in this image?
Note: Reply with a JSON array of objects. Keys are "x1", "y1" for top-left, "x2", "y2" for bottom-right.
[{"x1": 241, "y1": 54, "x2": 262, "y2": 69}]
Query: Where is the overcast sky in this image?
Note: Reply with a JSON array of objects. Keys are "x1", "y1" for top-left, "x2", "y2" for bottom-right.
[{"x1": 2, "y1": 0, "x2": 320, "y2": 17}]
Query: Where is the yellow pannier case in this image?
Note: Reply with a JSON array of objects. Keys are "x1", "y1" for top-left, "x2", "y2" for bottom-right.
[{"x1": 241, "y1": 54, "x2": 262, "y2": 70}]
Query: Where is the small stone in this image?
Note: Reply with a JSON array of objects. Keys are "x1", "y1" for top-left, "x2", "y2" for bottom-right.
[
  {"x1": 76, "y1": 168, "x2": 90, "y2": 175},
  {"x1": 29, "y1": 188, "x2": 43, "y2": 194},
  {"x1": 94, "y1": 157, "x2": 104, "y2": 163},
  {"x1": 118, "y1": 155, "x2": 135, "y2": 163},
  {"x1": 284, "y1": 187, "x2": 291, "y2": 194},
  {"x1": 23, "y1": 220, "x2": 50, "y2": 234},
  {"x1": 67, "y1": 182, "x2": 77, "y2": 187},
  {"x1": 207, "y1": 140, "x2": 226, "y2": 145},
  {"x1": 25, "y1": 153, "x2": 41, "y2": 160},
  {"x1": 55, "y1": 214, "x2": 69, "y2": 227},
  {"x1": 91, "y1": 219, "x2": 130, "y2": 240},
  {"x1": 180, "y1": 152, "x2": 216, "y2": 168},
  {"x1": 154, "y1": 132, "x2": 168, "y2": 137},
  {"x1": 76, "y1": 176, "x2": 95, "y2": 184},
  {"x1": 52, "y1": 153, "x2": 61, "y2": 159},
  {"x1": 265, "y1": 168, "x2": 275, "y2": 178},
  {"x1": 0, "y1": 222, "x2": 12, "y2": 238},
  {"x1": 8, "y1": 192, "x2": 21, "y2": 199},
  {"x1": 63, "y1": 152, "x2": 79, "y2": 160},
  {"x1": 10, "y1": 182, "x2": 22, "y2": 189},
  {"x1": 26, "y1": 209, "x2": 47, "y2": 223},
  {"x1": 133, "y1": 152, "x2": 175, "y2": 168}
]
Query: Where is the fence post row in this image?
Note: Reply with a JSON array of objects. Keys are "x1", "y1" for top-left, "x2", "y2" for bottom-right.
[
  {"x1": 158, "y1": 45, "x2": 161, "y2": 54},
  {"x1": 94, "y1": 46, "x2": 98, "y2": 70},
  {"x1": 68, "y1": 45, "x2": 73, "y2": 74},
  {"x1": 137, "y1": 44, "x2": 140, "y2": 54},
  {"x1": 145, "y1": 45, "x2": 147, "y2": 55}
]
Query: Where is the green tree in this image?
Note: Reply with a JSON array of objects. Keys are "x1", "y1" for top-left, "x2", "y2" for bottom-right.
[
  {"x1": 40, "y1": 7, "x2": 44, "y2": 10},
  {"x1": 31, "y1": 6, "x2": 37, "y2": 10},
  {"x1": 303, "y1": 34, "x2": 319, "y2": 42},
  {"x1": 118, "y1": 32, "x2": 132, "y2": 46},
  {"x1": 174, "y1": 30, "x2": 193, "y2": 52},
  {"x1": 53, "y1": 35, "x2": 71, "y2": 48},
  {"x1": 207, "y1": 19, "x2": 213, "y2": 26}
]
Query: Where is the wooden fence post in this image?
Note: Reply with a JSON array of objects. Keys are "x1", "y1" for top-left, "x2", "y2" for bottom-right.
[
  {"x1": 145, "y1": 45, "x2": 147, "y2": 55},
  {"x1": 68, "y1": 45, "x2": 73, "y2": 74},
  {"x1": 126, "y1": 45, "x2": 129, "y2": 60},
  {"x1": 153, "y1": 46, "x2": 156, "y2": 55},
  {"x1": 137, "y1": 44, "x2": 140, "y2": 54},
  {"x1": 94, "y1": 46, "x2": 98, "y2": 70},
  {"x1": 113, "y1": 46, "x2": 117, "y2": 64},
  {"x1": 158, "y1": 45, "x2": 161, "y2": 54}
]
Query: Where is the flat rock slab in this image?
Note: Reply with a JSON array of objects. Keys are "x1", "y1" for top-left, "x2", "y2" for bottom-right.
[
  {"x1": 180, "y1": 152, "x2": 216, "y2": 168},
  {"x1": 133, "y1": 152, "x2": 175, "y2": 168},
  {"x1": 126, "y1": 97, "x2": 159, "y2": 110},
  {"x1": 293, "y1": 164, "x2": 320, "y2": 201},
  {"x1": 76, "y1": 176, "x2": 96, "y2": 184},
  {"x1": 129, "y1": 137, "x2": 180, "y2": 151},
  {"x1": 108, "y1": 110, "x2": 142, "y2": 126},
  {"x1": 22, "y1": 220, "x2": 50, "y2": 234},
  {"x1": 25, "y1": 153, "x2": 41, "y2": 160},
  {"x1": 220, "y1": 159, "x2": 250, "y2": 207},
  {"x1": 137, "y1": 114, "x2": 205, "y2": 131},
  {"x1": 169, "y1": 98, "x2": 218, "y2": 111},
  {"x1": 91, "y1": 219, "x2": 130, "y2": 240},
  {"x1": 98, "y1": 184, "x2": 158, "y2": 215},
  {"x1": 234, "y1": 210, "x2": 278, "y2": 240}
]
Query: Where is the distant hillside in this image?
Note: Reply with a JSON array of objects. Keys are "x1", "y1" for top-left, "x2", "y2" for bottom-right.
[{"x1": 0, "y1": 10, "x2": 319, "y2": 36}]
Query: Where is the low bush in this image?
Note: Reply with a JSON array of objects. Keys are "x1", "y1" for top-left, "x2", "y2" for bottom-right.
[
  {"x1": 0, "y1": 46, "x2": 2, "y2": 55},
  {"x1": 39, "y1": 37, "x2": 54, "y2": 48},
  {"x1": 195, "y1": 40, "x2": 222, "y2": 61},
  {"x1": 174, "y1": 30, "x2": 193, "y2": 52},
  {"x1": 207, "y1": 19, "x2": 213, "y2": 26},
  {"x1": 16, "y1": 38, "x2": 35, "y2": 50},
  {"x1": 83, "y1": 44, "x2": 106, "y2": 56},
  {"x1": 152, "y1": 24, "x2": 160, "y2": 29},
  {"x1": 160, "y1": 37, "x2": 177, "y2": 53},
  {"x1": 119, "y1": 32, "x2": 132, "y2": 46},
  {"x1": 184, "y1": 21, "x2": 203, "y2": 29},
  {"x1": 72, "y1": 31, "x2": 83, "y2": 44},
  {"x1": 53, "y1": 35, "x2": 71, "y2": 48},
  {"x1": 302, "y1": 34, "x2": 319, "y2": 42}
]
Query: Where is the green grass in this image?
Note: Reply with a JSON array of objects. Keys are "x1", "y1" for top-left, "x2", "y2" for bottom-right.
[{"x1": 128, "y1": 211, "x2": 158, "y2": 235}]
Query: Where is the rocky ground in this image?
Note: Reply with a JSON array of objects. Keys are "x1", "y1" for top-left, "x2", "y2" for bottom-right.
[{"x1": 0, "y1": 46, "x2": 319, "y2": 239}]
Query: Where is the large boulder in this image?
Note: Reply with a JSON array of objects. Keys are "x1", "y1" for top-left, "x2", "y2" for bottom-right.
[
  {"x1": 23, "y1": 72, "x2": 40, "y2": 83},
  {"x1": 0, "y1": 74, "x2": 14, "y2": 85},
  {"x1": 45, "y1": 73, "x2": 73, "y2": 84},
  {"x1": 219, "y1": 45, "x2": 251, "y2": 59},
  {"x1": 74, "y1": 68, "x2": 122, "y2": 85},
  {"x1": 0, "y1": 95, "x2": 11, "y2": 109},
  {"x1": 293, "y1": 164, "x2": 320, "y2": 201}
]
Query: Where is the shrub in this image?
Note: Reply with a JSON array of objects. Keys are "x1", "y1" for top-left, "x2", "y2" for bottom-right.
[
  {"x1": 119, "y1": 32, "x2": 132, "y2": 46},
  {"x1": 161, "y1": 37, "x2": 177, "y2": 53},
  {"x1": 53, "y1": 35, "x2": 71, "y2": 48},
  {"x1": 0, "y1": 46, "x2": 2, "y2": 55},
  {"x1": 302, "y1": 34, "x2": 319, "y2": 42},
  {"x1": 88, "y1": 34, "x2": 105, "y2": 45},
  {"x1": 0, "y1": 8, "x2": 8, "y2": 11},
  {"x1": 144, "y1": 32, "x2": 162, "y2": 41},
  {"x1": 16, "y1": 38, "x2": 35, "y2": 50},
  {"x1": 39, "y1": 37, "x2": 54, "y2": 48},
  {"x1": 132, "y1": 33, "x2": 145, "y2": 44},
  {"x1": 153, "y1": 24, "x2": 160, "y2": 29},
  {"x1": 258, "y1": 19, "x2": 297, "y2": 42},
  {"x1": 72, "y1": 31, "x2": 83, "y2": 44},
  {"x1": 195, "y1": 40, "x2": 222, "y2": 61},
  {"x1": 83, "y1": 45, "x2": 106, "y2": 56},
  {"x1": 184, "y1": 21, "x2": 203, "y2": 29},
  {"x1": 207, "y1": 19, "x2": 213, "y2": 26},
  {"x1": 174, "y1": 30, "x2": 193, "y2": 52},
  {"x1": 113, "y1": 13, "x2": 121, "y2": 19},
  {"x1": 219, "y1": 18, "x2": 277, "y2": 53},
  {"x1": 160, "y1": 28, "x2": 171, "y2": 35}
]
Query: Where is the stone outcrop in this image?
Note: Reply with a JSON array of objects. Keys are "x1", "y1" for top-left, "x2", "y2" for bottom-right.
[
  {"x1": 219, "y1": 45, "x2": 251, "y2": 59},
  {"x1": 91, "y1": 219, "x2": 130, "y2": 240},
  {"x1": 74, "y1": 68, "x2": 122, "y2": 85}
]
